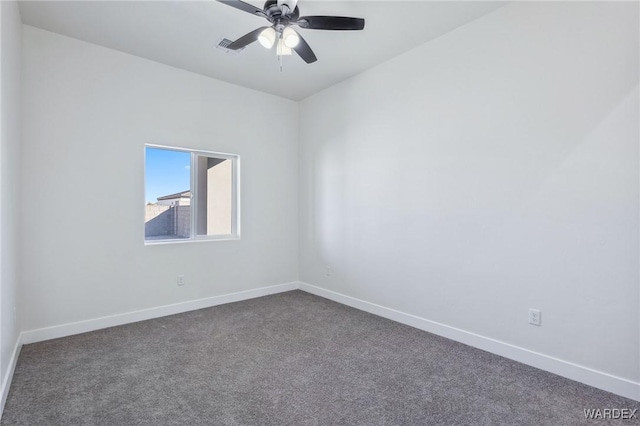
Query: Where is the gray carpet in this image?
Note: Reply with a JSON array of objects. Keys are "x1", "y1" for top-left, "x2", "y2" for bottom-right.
[{"x1": 2, "y1": 290, "x2": 638, "y2": 425}]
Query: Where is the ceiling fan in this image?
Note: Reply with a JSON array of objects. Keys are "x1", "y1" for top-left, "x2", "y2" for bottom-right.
[{"x1": 218, "y1": 0, "x2": 365, "y2": 64}]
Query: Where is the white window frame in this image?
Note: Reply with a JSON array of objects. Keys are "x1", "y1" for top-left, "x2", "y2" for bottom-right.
[{"x1": 144, "y1": 143, "x2": 241, "y2": 245}]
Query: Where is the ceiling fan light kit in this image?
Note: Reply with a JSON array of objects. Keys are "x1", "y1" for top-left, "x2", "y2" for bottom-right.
[
  {"x1": 258, "y1": 27, "x2": 276, "y2": 48},
  {"x1": 218, "y1": 0, "x2": 365, "y2": 65},
  {"x1": 282, "y1": 27, "x2": 300, "y2": 48},
  {"x1": 277, "y1": 39, "x2": 292, "y2": 56}
]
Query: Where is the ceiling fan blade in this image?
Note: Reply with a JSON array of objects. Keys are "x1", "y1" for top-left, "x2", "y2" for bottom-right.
[
  {"x1": 227, "y1": 26, "x2": 270, "y2": 50},
  {"x1": 292, "y1": 31, "x2": 317, "y2": 64},
  {"x1": 296, "y1": 16, "x2": 365, "y2": 31},
  {"x1": 217, "y1": 0, "x2": 267, "y2": 18}
]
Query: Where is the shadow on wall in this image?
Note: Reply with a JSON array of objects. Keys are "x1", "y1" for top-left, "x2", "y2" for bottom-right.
[{"x1": 145, "y1": 205, "x2": 191, "y2": 239}]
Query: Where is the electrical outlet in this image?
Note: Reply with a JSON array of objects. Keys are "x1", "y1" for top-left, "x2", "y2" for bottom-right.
[
  {"x1": 529, "y1": 309, "x2": 541, "y2": 326},
  {"x1": 177, "y1": 275, "x2": 185, "y2": 286}
]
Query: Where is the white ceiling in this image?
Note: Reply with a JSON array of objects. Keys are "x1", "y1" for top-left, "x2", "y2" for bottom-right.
[{"x1": 18, "y1": 1, "x2": 506, "y2": 100}]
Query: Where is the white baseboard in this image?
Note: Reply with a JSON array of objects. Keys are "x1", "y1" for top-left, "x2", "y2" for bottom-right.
[
  {"x1": 21, "y1": 282, "x2": 299, "y2": 345},
  {"x1": 0, "y1": 333, "x2": 22, "y2": 417},
  {"x1": 298, "y1": 282, "x2": 640, "y2": 402}
]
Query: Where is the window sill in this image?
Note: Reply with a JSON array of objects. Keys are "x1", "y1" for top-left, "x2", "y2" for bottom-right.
[{"x1": 144, "y1": 235, "x2": 240, "y2": 245}]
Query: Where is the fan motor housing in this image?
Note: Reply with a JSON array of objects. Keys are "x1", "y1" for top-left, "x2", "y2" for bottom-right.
[{"x1": 263, "y1": 0, "x2": 300, "y2": 21}]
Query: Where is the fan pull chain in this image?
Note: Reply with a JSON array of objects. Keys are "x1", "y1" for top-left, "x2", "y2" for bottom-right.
[{"x1": 277, "y1": 33, "x2": 285, "y2": 72}]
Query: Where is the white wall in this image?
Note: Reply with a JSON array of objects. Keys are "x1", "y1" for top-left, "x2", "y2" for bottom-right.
[
  {"x1": 20, "y1": 26, "x2": 298, "y2": 331},
  {"x1": 0, "y1": 0, "x2": 22, "y2": 394},
  {"x1": 299, "y1": 1, "x2": 639, "y2": 387}
]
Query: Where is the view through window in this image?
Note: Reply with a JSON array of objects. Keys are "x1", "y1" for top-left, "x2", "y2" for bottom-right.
[{"x1": 144, "y1": 145, "x2": 239, "y2": 243}]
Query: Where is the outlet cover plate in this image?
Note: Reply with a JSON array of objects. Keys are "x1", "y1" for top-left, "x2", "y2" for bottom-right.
[{"x1": 529, "y1": 309, "x2": 541, "y2": 326}]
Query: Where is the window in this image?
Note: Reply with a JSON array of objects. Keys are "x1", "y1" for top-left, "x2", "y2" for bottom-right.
[{"x1": 144, "y1": 144, "x2": 239, "y2": 243}]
